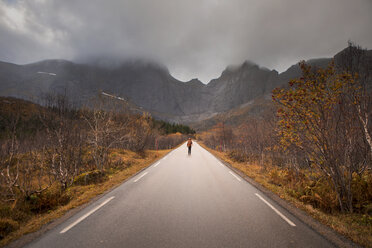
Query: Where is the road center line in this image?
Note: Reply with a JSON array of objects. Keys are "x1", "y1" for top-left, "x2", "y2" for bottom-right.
[
  {"x1": 60, "y1": 196, "x2": 115, "y2": 234},
  {"x1": 153, "y1": 162, "x2": 160, "y2": 167},
  {"x1": 134, "y1": 172, "x2": 148, "y2": 182},
  {"x1": 229, "y1": 171, "x2": 242, "y2": 181},
  {"x1": 255, "y1": 193, "x2": 296, "y2": 227}
]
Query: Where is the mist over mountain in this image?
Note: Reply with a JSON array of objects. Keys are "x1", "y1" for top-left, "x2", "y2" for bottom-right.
[{"x1": 0, "y1": 47, "x2": 370, "y2": 124}]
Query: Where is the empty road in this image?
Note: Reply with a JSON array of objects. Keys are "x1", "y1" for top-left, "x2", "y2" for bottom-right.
[{"x1": 25, "y1": 142, "x2": 335, "y2": 248}]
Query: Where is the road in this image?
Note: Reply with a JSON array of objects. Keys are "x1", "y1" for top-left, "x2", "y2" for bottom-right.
[{"x1": 25, "y1": 142, "x2": 335, "y2": 248}]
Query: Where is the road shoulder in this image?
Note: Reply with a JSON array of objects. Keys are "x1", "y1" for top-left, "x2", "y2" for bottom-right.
[
  {"x1": 5, "y1": 149, "x2": 173, "y2": 248},
  {"x1": 199, "y1": 143, "x2": 361, "y2": 248}
]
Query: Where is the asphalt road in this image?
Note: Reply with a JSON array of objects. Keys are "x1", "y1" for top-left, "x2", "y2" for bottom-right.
[{"x1": 24, "y1": 142, "x2": 335, "y2": 248}]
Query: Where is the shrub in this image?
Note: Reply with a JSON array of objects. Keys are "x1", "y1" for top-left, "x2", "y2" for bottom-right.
[
  {"x1": 228, "y1": 150, "x2": 247, "y2": 163},
  {"x1": 73, "y1": 170, "x2": 107, "y2": 186},
  {"x1": 268, "y1": 168, "x2": 283, "y2": 186},
  {"x1": 24, "y1": 185, "x2": 71, "y2": 214},
  {"x1": 0, "y1": 218, "x2": 19, "y2": 239},
  {"x1": 351, "y1": 173, "x2": 372, "y2": 213},
  {"x1": 0, "y1": 204, "x2": 30, "y2": 223}
]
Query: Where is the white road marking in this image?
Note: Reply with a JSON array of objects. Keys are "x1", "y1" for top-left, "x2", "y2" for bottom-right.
[
  {"x1": 60, "y1": 196, "x2": 115, "y2": 234},
  {"x1": 229, "y1": 171, "x2": 242, "y2": 181},
  {"x1": 255, "y1": 193, "x2": 296, "y2": 227},
  {"x1": 154, "y1": 162, "x2": 160, "y2": 167},
  {"x1": 134, "y1": 172, "x2": 148, "y2": 182}
]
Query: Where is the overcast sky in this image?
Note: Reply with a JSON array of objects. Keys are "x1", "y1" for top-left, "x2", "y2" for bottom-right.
[{"x1": 0, "y1": 0, "x2": 371, "y2": 83}]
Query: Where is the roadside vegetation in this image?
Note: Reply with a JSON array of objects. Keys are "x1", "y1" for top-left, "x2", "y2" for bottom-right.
[
  {"x1": 198, "y1": 43, "x2": 372, "y2": 247},
  {"x1": 153, "y1": 120, "x2": 196, "y2": 135},
  {"x1": 0, "y1": 95, "x2": 194, "y2": 246}
]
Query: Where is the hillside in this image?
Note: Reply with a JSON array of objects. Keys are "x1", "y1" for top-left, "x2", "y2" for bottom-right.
[{"x1": 0, "y1": 97, "x2": 46, "y2": 139}]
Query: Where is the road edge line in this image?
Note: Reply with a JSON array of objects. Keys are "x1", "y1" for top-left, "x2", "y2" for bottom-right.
[
  {"x1": 228, "y1": 171, "x2": 242, "y2": 182},
  {"x1": 133, "y1": 172, "x2": 148, "y2": 182},
  {"x1": 255, "y1": 193, "x2": 296, "y2": 226},
  {"x1": 60, "y1": 196, "x2": 115, "y2": 234}
]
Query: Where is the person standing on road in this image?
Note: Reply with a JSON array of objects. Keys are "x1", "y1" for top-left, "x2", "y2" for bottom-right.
[{"x1": 187, "y1": 138, "x2": 193, "y2": 155}]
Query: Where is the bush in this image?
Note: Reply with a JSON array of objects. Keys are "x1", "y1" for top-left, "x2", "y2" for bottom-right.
[
  {"x1": 268, "y1": 167, "x2": 283, "y2": 186},
  {"x1": 0, "y1": 218, "x2": 19, "y2": 239},
  {"x1": 73, "y1": 170, "x2": 107, "y2": 186},
  {"x1": 25, "y1": 185, "x2": 71, "y2": 214},
  {"x1": 365, "y1": 204, "x2": 372, "y2": 216},
  {"x1": 0, "y1": 205, "x2": 11, "y2": 219},
  {"x1": 268, "y1": 168, "x2": 340, "y2": 213},
  {"x1": 228, "y1": 150, "x2": 247, "y2": 163},
  {"x1": 298, "y1": 178, "x2": 338, "y2": 213},
  {"x1": 351, "y1": 173, "x2": 372, "y2": 213},
  {"x1": 0, "y1": 204, "x2": 30, "y2": 223}
]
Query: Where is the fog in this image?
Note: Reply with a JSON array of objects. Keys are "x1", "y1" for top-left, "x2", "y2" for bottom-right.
[{"x1": 0, "y1": 0, "x2": 371, "y2": 83}]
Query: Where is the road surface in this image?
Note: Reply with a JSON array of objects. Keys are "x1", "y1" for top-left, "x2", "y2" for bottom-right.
[{"x1": 25, "y1": 142, "x2": 335, "y2": 248}]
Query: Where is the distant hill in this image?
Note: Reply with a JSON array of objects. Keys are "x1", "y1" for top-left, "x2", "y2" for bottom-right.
[
  {"x1": 190, "y1": 96, "x2": 276, "y2": 131},
  {"x1": 0, "y1": 46, "x2": 370, "y2": 124}
]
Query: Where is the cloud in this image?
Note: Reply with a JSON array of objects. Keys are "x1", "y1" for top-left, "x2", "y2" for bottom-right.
[{"x1": 0, "y1": 0, "x2": 371, "y2": 83}]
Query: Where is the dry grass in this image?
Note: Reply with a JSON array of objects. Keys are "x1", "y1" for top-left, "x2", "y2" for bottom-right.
[
  {"x1": 201, "y1": 143, "x2": 372, "y2": 248},
  {"x1": 1, "y1": 149, "x2": 169, "y2": 247}
]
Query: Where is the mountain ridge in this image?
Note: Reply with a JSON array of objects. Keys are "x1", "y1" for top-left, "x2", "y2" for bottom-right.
[{"x1": 0, "y1": 46, "x2": 370, "y2": 123}]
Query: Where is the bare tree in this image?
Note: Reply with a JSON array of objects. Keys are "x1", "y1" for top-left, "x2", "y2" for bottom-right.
[
  {"x1": 16, "y1": 147, "x2": 52, "y2": 198},
  {"x1": 39, "y1": 93, "x2": 83, "y2": 190},
  {"x1": 0, "y1": 116, "x2": 19, "y2": 201},
  {"x1": 336, "y1": 41, "x2": 372, "y2": 155},
  {"x1": 235, "y1": 117, "x2": 274, "y2": 165},
  {"x1": 127, "y1": 113, "x2": 152, "y2": 153},
  {"x1": 210, "y1": 122, "x2": 233, "y2": 152},
  {"x1": 83, "y1": 96, "x2": 130, "y2": 170}
]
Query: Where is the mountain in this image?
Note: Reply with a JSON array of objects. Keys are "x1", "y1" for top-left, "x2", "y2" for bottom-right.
[
  {"x1": 0, "y1": 47, "x2": 370, "y2": 124},
  {"x1": 191, "y1": 47, "x2": 372, "y2": 130},
  {"x1": 207, "y1": 61, "x2": 280, "y2": 112},
  {"x1": 0, "y1": 59, "x2": 283, "y2": 122}
]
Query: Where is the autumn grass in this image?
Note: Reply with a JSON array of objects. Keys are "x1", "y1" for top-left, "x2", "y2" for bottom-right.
[
  {"x1": 0, "y1": 149, "x2": 170, "y2": 247},
  {"x1": 200, "y1": 143, "x2": 372, "y2": 248}
]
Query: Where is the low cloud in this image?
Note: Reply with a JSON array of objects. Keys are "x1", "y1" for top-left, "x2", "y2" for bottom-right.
[{"x1": 0, "y1": 0, "x2": 371, "y2": 83}]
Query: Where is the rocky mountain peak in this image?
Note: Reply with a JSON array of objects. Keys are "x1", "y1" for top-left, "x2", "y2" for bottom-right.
[
  {"x1": 0, "y1": 46, "x2": 370, "y2": 124},
  {"x1": 186, "y1": 78, "x2": 205, "y2": 87}
]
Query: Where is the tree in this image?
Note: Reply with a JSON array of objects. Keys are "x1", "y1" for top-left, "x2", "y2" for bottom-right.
[
  {"x1": 235, "y1": 116, "x2": 275, "y2": 165},
  {"x1": 16, "y1": 145, "x2": 52, "y2": 198},
  {"x1": 0, "y1": 116, "x2": 19, "y2": 201},
  {"x1": 83, "y1": 96, "x2": 130, "y2": 171},
  {"x1": 272, "y1": 61, "x2": 371, "y2": 212},
  {"x1": 336, "y1": 41, "x2": 372, "y2": 155},
  {"x1": 128, "y1": 113, "x2": 152, "y2": 152},
  {"x1": 40, "y1": 94, "x2": 83, "y2": 190},
  {"x1": 209, "y1": 122, "x2": 233, "y2": 152}
]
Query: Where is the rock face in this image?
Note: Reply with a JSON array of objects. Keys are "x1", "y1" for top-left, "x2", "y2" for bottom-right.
[
  {"x1": 0, "y1": 59, "x2": 283, "y2": 121},
  {"x1": 207, "y1": 61, "x2": 280, "y2": 112},
  {"x1": 0, "y1": 47, "x2": 370, "y2": 123}
]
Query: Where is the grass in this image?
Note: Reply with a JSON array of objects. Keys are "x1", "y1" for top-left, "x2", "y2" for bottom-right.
[
  {"x1": 200, "y1": 143, "x2": 372, "y2": 248},
  {"x1": 1, "y1": 149, "x2": 170, "y2": 247}
]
